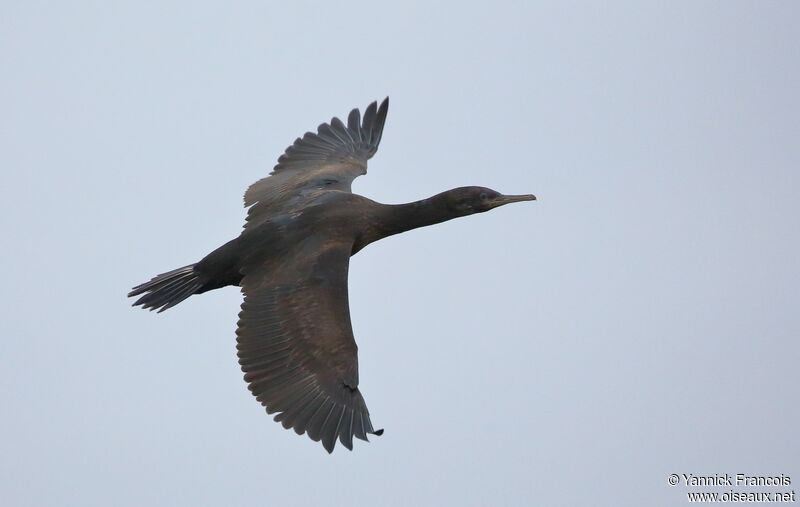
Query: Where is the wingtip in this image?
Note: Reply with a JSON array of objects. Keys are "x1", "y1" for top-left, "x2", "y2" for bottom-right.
[
  {"x1": 371, "y1": 97, "x2": 389, "y2": 146},
  {"x1": 377, "y1": 97, "x2": 389, "y2": 118},
  {"x1": 376, "y1": 97, "x2": 389, "y2": 116},
  {"x1": 362, "y1": 97, "x2": 388, "y2": 113}
]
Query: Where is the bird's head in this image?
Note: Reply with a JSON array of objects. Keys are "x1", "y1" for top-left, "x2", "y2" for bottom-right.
[{"x1": 446, "y1": 186, "x2": 536, "y2": 216}]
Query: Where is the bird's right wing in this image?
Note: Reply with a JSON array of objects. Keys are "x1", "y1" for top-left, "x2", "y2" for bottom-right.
[
  {"x1": 236, "y1": 237, "x2": 382, "y2": 453},
  {"x1": 243, "y1": 98, "x2": 389, "y2": 229}
]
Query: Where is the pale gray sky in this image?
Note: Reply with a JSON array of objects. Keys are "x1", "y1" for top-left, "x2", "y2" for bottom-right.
[{"x1": 1, "y1": 1, "x2": 798, "y2": 506}]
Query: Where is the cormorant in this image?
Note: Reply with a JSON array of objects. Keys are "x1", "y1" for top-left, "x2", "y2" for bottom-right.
[{"x1": 129, "y1": 98, "x2": 535, "y2": 453}]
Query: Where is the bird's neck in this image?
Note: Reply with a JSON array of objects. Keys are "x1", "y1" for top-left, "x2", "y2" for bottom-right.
[
  {"x1": 371, "y1": 192, "x2": 457, "y2": 240},
  {"x1": 351, "y1": 192, "x2": 464, "y2": 254}
]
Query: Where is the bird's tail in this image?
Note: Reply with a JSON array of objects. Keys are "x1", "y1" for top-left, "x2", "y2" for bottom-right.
[{"x1": 128, "y1": 264, "x2": 204, "y2": 312}]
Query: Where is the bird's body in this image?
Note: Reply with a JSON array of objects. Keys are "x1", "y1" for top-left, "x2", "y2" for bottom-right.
[
  {"x1": 194, "y1": 191, "x2": 370, "y2": 293},
  {"x1": 130, "y1": 98, "x2": 534, "y2": 452}
]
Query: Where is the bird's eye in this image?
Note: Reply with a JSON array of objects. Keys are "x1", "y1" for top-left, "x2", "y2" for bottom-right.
[{"x1": 479, "y1": 192, "x2": 488, "y2": 201}]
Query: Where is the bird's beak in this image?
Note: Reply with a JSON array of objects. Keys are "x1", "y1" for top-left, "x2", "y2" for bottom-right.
[{"x1": 489, "y1": 194, "x2": 537, "y2": 208}]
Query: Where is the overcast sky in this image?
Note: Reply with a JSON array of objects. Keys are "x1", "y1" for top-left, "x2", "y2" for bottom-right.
[{"x1": 1, "y1": 1, "x2": 798, "y2": 506}]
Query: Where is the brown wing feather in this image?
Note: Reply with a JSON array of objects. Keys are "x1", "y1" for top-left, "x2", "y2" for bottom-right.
[
  {"x1": 236, "y1": 240, "x2": 382, "y2": 453},
  {"x1": 243, "y1": 98, "x2": 389, "y2": 229}
]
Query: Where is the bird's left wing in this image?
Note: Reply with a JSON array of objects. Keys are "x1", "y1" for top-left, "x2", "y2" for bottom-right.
[
  {"x1": 236, "y1": 237, "x2": 382, "y2": 453},
  {"x1": 244, "y1": 98, "x2": 389, "y2": 228}
]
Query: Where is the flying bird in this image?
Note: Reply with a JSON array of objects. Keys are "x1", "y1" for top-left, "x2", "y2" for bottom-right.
[{"x1": 129, "y1": 98, "x2": 535, "y2": 453}]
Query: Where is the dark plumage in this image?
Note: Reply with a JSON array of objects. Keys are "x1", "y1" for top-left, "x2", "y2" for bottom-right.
[{"x1": 129, "y1": 98, "x2": 535, "y2": 453}]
